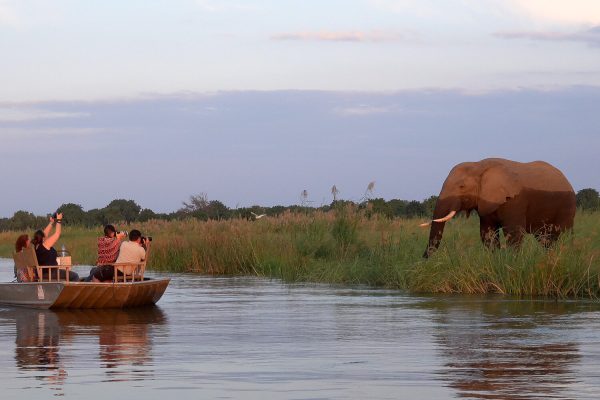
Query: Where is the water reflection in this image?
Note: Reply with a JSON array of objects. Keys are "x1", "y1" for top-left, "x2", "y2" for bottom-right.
[
  {"x1": 424, "y1": 299, "x2": 586, "y2": 399},
  {"x1": 14, "y1": 310, "x2": 67, "y2": 393},
  {"x1": 1, "y1": 306, "x2": 166, "y2": 392}
]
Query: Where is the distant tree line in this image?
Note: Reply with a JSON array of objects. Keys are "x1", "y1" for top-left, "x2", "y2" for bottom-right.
[
  {"x1": 0, "y1": 188, "x2": 598, "y2": 232},
  {"x1": 0, "y1": 194, "x2": 439, "y2": 232},
  {"x1": 576, "y1": 188, "x2": 600, "y2": 212}
]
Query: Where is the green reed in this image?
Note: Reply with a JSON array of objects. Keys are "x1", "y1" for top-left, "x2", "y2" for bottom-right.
[{"x1": 1, "y1": 209, "x2": 599, "y2": 298}]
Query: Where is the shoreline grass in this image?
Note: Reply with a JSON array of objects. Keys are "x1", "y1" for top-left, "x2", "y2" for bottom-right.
[{"x1": 1, "y1": 209, "x2": 599, "y2": 298}]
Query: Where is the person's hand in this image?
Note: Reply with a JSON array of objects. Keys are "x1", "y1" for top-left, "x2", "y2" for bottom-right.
[
  {"x1": 56, "y1": 213, "x2": 63, "y2": 221},
  {"x1": 49, "y1": 215, "x2": 55, "y2": 224},
  {"x1": 117, "y1": 232, "x2": 127, "y2": 240}
]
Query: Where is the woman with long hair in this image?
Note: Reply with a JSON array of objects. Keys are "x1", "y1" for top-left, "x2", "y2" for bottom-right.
[
  {"x1": 31, "y1": 213, "x2": 79, "y2": 282},
  {"x1": 14, "y1": 234, "x2": 32, "y2": 282},
  {"x1": 15, "y1": 234, "x2": 29, "y2": 253}
]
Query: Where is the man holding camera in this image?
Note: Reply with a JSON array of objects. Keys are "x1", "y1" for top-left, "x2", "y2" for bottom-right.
[{"x1": 114, "y1": 229, "x2": 147, "y2": 273}]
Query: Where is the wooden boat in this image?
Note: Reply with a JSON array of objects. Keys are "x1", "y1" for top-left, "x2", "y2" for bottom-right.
[
  {"x1": 3, "y1": 242, "x2": 170, "y2": 309},
  {"x1": 0, "y1": 279, "x2": 170, "y2": 309}
]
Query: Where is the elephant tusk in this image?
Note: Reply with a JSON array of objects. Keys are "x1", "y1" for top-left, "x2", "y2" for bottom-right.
[
  {"x1": 419, "y1": 222, "x2": 431, "y2": 227},
  {"x1": 433, "y1": 210, "x2": 457, "y2": 223}
]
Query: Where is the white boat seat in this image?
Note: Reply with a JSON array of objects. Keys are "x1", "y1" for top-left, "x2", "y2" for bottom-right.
[{"x1": 13, "y1": 247, "x2": 72, "y2": 283}]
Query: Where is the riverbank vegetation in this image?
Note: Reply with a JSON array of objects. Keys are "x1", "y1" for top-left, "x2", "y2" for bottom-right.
[{"x1": 1, "y1": 208, "x2": 599, "y2": 298}]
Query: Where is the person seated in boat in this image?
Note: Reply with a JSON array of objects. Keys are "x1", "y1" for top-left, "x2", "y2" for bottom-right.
[
  {"x1": 114, "y1": 229, "x2": 147, "y2": 274},
  {"x1": 32, "y1": 213, "x2": 80, "y2": 282},
  {"x1": 89, "y1": 229, "x2": 146, "y2": 282},
  {"x1": 84, "y1": 225, "x2": 127, "y2": 282},
  {"x1": 14, "y1": 234, "x2": 32, "y2": 282}
]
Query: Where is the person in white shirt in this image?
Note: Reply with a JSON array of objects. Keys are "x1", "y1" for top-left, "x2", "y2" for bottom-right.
[{"x1": 115, "y1": 229, "x2": 146, "y2": 275}]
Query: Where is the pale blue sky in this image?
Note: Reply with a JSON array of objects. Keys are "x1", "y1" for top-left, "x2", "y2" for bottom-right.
[{"x1": 1, "y1": 1, "x2": 599, "y2": 215}]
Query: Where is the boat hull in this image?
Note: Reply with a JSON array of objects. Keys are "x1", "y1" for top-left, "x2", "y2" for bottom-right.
[
  {"x1": 0, "y1": 282, "x2": 63, "y2": 309},
  {"x1": 0, "y1": 278, "x2": 170, "y2": 309}
]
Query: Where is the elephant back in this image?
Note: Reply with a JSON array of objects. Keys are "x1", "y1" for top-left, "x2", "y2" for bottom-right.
[
  {"x1": 518, "y1": 161, "x2": 574, "y2": 193},
  {"x1": 480, "y1": 158, "x2": 574, "y2": 193}
]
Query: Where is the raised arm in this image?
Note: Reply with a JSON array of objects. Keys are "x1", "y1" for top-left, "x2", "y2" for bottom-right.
[
  {"x1": 43, "y1": 216, "x2": 54, "y2": 237},
  {"x1": 43, "y1": 213, "x2": 62, "y2": 249}
]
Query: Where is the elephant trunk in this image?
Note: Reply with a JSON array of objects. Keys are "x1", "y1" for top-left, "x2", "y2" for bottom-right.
[{"x1": 423, "y1": 197, "x2": 461, "y2": 258}]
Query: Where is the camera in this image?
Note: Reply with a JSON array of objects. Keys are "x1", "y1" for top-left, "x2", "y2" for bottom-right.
[
  {"x1": 141, "y1": 236, "x2": 153, "y2": 243},
  {"x1": 51, "y1": 212, "x2": 65, "y2": 223}
]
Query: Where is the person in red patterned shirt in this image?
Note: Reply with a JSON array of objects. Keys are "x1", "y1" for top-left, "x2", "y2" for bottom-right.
[
  {"x1": 84, "y1": 225, "x2": 127, "y2": 282},
  {"x1": 97, "y1": 225, "x2": 126, "y2": 264}
]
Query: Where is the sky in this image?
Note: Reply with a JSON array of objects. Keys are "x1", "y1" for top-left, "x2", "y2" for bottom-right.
[{"x1": 1, "y1": 0, "x2": 599, "y2": 216}]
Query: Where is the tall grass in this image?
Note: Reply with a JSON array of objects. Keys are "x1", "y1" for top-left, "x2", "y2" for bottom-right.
[{"x1": 1, "y1": 209, "x2": 599, "y2": 298}]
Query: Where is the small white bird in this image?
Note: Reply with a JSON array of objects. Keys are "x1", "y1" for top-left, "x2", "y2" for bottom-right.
[{"x1": 251, "y1": 212, "x2": 267, "y2": 219}]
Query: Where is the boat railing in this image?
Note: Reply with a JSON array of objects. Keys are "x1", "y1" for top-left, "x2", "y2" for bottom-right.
[{"x1": 13, "y1": 247, "x2": 72, "y2": 283}]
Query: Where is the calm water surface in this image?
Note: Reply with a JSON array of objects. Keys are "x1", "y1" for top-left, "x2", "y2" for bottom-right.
[{"x1": 1, "y1": 259, "x2": 600, "y2": 399}]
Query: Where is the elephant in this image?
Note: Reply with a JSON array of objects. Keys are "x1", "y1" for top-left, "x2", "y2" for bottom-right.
[{"x1": 422, "y1": 158, "x2": 576, "y2": 258}]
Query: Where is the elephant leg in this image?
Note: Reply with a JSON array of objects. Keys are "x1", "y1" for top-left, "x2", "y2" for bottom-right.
[
  {"x1": 534, "y1": 224, "x2": 561, "y2": 248},
  {"x1": 480, "y1": 219, "x2": 501, "y2": 249},
  {"x1": 502, "y1": 225, "x2": 524, "y2": 247},
  {"x1": 497, "y1": 209, "x2": 526, "y2": 248}
]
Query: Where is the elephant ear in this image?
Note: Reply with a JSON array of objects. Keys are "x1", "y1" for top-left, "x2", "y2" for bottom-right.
[{"x1": 478, "y1": 165, "x2": 522, "y2": 216}]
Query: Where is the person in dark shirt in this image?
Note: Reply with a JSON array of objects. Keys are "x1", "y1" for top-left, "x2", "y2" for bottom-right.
[{"x1": 31, "y1": 213, "x2": 79, "y2": 282}]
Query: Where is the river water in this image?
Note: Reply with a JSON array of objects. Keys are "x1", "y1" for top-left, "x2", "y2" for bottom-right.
[{"x1": 1, "y1": 259, "x2": 600, "y2": 399}]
